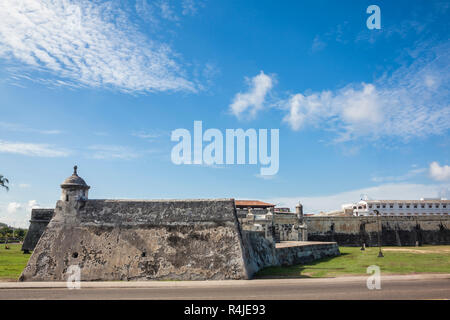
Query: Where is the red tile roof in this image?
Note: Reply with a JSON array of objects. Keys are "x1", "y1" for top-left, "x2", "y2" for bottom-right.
[{"x1": 235, "y1": 200, "x2": 275, "y2": 208}]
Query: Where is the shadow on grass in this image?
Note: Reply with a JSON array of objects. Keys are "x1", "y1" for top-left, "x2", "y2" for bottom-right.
[{"x1": 254, "y1": 253, "x2": 349, "y2": 279}]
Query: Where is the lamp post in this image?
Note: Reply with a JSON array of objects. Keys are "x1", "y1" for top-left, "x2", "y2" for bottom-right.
[{"x1": 374, "y1": 210, "x2": 384, "y2": 258}]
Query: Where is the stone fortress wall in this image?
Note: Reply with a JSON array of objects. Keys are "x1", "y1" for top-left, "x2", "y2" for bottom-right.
[
  {"x1": 21, "y1": 209, "x2": 54, "y2": 253},
  {"x1": 21, "y1": 199, "x2": 254, "y2": 281},
  {"x1": 20, "y1": 190, "x2": 339, "y2": 281},
  {"x1": 305, "y1": 215, "x2": 450, "y2": 246},
  {"x1": 240, "y1": 213, "x2": 308, "y2": 242},
  {"x1": 24, "y1": 185, "x2": 450, "y2": 282},
  {"x1": 239, "y1": 204, "x2": 308, "y2": 243},
  {"x1": 20, "y1": 167, "x2": 341, "y2": 282}
]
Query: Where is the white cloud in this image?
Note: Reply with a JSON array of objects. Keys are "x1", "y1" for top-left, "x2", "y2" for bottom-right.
[
  {"x1": 28, "y1": 200, "x2": 40, "y2": 209},
  {"x1": 1, "y1": 200, "x2": 41, "y2": 228},
  {"x1": 132, "y1": 130, "x2": 165, "y2": 139},
  {"x1": 429, "y1": 161, "x2": 450, "y2": 181},
  {"x1": 356, "y1": 19, "x2": 427, "y2": 44},
  {"x1": 159, "y1": 0, "x2": 179, "y2": 21},
  {"x1": 7, "y1": 202, "x2": 22, "y2": 214},
  {"x1": 254, "y1": 174, "x2": 277, "y2": 180},
  {"x1": 0, "y1": 122, "x2": 62, "y2": 135},
  {"x1": 93, "y1": 131, "x2": 109, "y2": 137},
  {"x1": 182, "y1": 0, "x2": 198, "y2": 15},
  {"x1": 439, "y1": 187, "x2": 450, "y2": 199},
  {"x1": 18, "y1": 183, "x2": 31, "y2": 188},
  {"x1": 266, "y1": 183, "x2": 450, "y2": 214},
  {"x1": 0, "y1": 140, "x2": 70, "y2": 157},
  {"x1": 311, "y1": 35, "x2": 326, "y2": 53},
  {"x1": 283, "y1": 41, "x2": 450, "y2": 141},
  {"x1": 88, "y1": 145, "x2": 140, "y2": 160},
  {"x1": 0, "y1": 0, "x2": 194, "y2": 93},
  {"x1": 371, "y1": 167, "x2": 426, "y2": 183},
  {"x1": 230, "y1": 71, "x2": 274, "y2": 119},
  {"x1": 310, "y1": 22, "x2": 350, "y2": 53}
]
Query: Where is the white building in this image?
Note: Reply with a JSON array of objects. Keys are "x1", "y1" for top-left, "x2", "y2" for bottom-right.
[{"x1": 343, "y1": 198, "x2": 449, "y2": 216}]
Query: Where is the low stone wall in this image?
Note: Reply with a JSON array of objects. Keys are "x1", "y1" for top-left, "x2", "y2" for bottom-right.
[
  {"x1": 21, "y1": 209, "x2": 54, "y2": 252},
  {"x1": 305, "y1": 216, "x2": 450, "y2": 246},
  {"x1": 241, "y1": 230, "x2": 339, "y2": 275},
  {"x1": 241, "y1": 230, "x2": 278, "y2": 276},
  {"x1": 275, "y1": 242, "x2": 340, "y2": 266}
]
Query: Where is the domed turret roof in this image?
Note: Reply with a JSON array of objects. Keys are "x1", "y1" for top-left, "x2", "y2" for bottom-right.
[{"x1": 61, "y1": 166, "x2": 90, "y2": 189}]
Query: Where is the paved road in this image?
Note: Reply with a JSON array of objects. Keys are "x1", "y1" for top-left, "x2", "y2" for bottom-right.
[{"x1": 0, "y1": 274, "x2": 449, "y2": 300}]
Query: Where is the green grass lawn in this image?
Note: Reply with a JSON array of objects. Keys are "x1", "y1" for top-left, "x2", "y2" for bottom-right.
[
  {"x1": 0, "y1": 243, "x2": 31, "y2": 281},
  {"x1": 256, "y1": 245, "x2": 450, "y2": 278},
  {"x1": 1, "y1": 244, "x2": 450, "y2": 281}
]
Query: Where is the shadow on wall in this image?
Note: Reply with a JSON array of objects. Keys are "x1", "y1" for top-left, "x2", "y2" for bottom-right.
[
  {"x1": 254, "y1": 253, "x2": 350, "y2": 279},
  {"x1": 305, "y1": 216, "x2": 450, "y2": 246}
]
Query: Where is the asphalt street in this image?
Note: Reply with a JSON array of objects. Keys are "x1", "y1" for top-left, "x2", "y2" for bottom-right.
[{"x1": 0, "y1": 274, "x2": 449, "y2": 300}]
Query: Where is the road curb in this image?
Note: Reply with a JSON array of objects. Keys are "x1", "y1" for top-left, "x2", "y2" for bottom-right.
[{"x1": 0, "y1": 273, "x2": 449, "y2": 289}]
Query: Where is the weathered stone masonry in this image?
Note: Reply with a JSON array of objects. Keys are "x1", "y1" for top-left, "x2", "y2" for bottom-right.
[
  {"x1": 21, "y1": 198, "x2": 339, "y2": 281},
  {"x1": 20, "y1": 199, "x2": 253, "y2": 281},
  {"x1": 21, "y1": 209, "x2": 54, "y2": 253},
  {"x1": 19, "y1": 167, "x2": 340, "y2": 281},
  {"x1": 305, "y1": 216, "x2": 450, "y2": 246},
  {"x1": 21, "y1": 198, "x2": 341, "y2": 281}
]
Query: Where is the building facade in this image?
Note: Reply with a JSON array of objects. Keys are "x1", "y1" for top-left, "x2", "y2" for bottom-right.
[{"x1": 347, "y1": 198, "x2": 449, "y2": 216}]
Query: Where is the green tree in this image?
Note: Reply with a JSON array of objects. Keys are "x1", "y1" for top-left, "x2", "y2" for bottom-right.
[
  {"x1": 0, "y1": 175, "x2": 9, "y2": 191},
  {"x1": 16, "y1": 229, "x2": 25, "y2": 239}
]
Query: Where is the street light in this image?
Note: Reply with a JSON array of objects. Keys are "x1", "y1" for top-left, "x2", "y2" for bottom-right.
[{"x1": 374, "y1": 210, "x2": 384, "y2": 258}]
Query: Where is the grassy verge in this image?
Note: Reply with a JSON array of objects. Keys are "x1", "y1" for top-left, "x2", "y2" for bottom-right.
[
  {"x1": 0, "y1": 243, "x2": 31, "y2": 281},
  {"x1": 2, "y1": 244, "x2": 450, "y2": 281},
  {"x1": 256, "y1": 245, "x2": 450, "y2": 278}
]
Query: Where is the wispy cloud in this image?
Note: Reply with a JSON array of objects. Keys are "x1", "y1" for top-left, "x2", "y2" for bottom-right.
[
  {"x1": 0, "y1": 0, "x2": 195, "y2": 93},
  {"x1": 229, "y1": 71, "x2": 274, "y2": 119},
  {"x1": 135, "y1": 0, "x2": 204, "y2": 25},
  {"x1": 356, "y1": 19, "x2": 428, "y2": 44},
  {"x1": 429, "y1": 161, "x2": 450, "y2": 181},
  {"x1": 182, "y1": 0, "x2": 199, "y2": 16},
  {"x1": 7, "y1": 202, "x2": 22, "y2": 215},
  {"x1": 311, "y1": 35, "x2": 327, "y2": 53},
  {"x1": 132, "y1": 130, "x2": 166, "y2": 140},
  {"x1": 0, "y1": 200, "x2": 40, "y2": 228},
  {"x1": 0, "y1": 122, "x2": 62, "y2": 135},
  {"x1": 254, "y1": 174, "x2": 277, "y2": 180},
  {"x1": 0, "y1": 140, "x2": 70, "y2": 157},
  {"x1": 157, "y1": 0, "x2": 179, "y2": 21},
  {"x1": 310, "y1": 22, "x2": 350, "y2": 52},
  {"x1": 371, "y1": 167, "x2": 426, "y2": 183},
  {"x1": 283, "y1": 41, "x2": 450, "y2": 141},
  {"x1": 88, "y1": 145, "x2": 140, "y2": 160}
]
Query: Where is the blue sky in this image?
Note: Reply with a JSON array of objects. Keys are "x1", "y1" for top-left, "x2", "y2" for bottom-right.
[{"x1": 0, "y1": 0, "x2": 449, "y2": 227}]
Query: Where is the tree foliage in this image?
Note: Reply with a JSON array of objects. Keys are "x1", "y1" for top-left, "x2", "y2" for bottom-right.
[{"x1": 0, "y1": 175, "x2": 9, "y2": 191}]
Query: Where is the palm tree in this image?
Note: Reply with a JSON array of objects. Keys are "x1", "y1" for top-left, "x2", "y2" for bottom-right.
[{"x1": 0, "y1": 175, "x2": 9, "y2": 191}]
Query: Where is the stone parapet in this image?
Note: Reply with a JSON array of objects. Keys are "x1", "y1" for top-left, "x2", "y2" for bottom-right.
[
  {"x1": 305, "y1": 215, "x2": 450, "y2": 246},
  {"x1": 21, "y1": 209, "x2": 55, "y2": 252}
]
